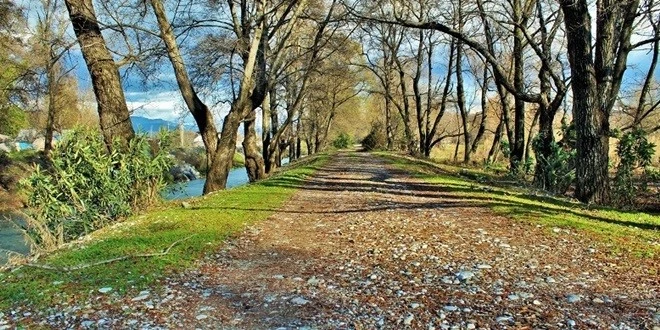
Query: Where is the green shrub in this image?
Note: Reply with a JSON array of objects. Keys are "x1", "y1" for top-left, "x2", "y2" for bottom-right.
[
  {"x1": 612, "y1": 129, "x2": 656, "y2": 207},
  {"x1": 362, "y1": 122, "x2": 387, "y2": 151},
  {"x1": 532, "y1": 137, "x2": 576, "y2": 194},
  {"x1": 21, "y1": 129, "x2": 174, "y2": 250},
  {"x1": 332, "y1": 132, "x2": 352, "y2": 149}
]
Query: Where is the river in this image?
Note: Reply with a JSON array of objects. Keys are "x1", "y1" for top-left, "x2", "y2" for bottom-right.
[
  {"x1": 0, "y1": 212, "x2": 31, "y2": 264},
  {"x1": 0, "y1": 166, "x2": 258, "y2": 264}
]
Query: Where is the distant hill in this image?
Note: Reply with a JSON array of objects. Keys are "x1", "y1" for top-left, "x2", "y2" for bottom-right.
[{"x1": 130, "y1": 116, "x2": 179, "y2": 133}]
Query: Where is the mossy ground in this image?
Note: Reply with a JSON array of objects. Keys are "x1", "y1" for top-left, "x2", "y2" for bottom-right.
[{"x1": 0, "y1": 154, "x2": 328, "y2": 309}]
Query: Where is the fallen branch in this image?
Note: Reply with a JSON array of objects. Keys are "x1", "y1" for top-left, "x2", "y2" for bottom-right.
[{"x1": 21, "y1": 235, "x2": 195, "y2": 272}]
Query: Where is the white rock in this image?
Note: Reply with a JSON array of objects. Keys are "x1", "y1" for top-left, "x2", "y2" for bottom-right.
[
  {"x1": 496, "y1": 316, "x2": 513, "y2": 323},
  {"x1": 566, "y1": 294, "x2": 581, "y2": 303},
  {"x1": 403, "y1": 314, "x2": 414, "y2": 325},
  {"x1": 307, "y1": 277, "x2": 320, "y2": 286},
  {"x1": 291, "y1": 297, "x2": 309, "y2": 305},
  {"x1": 196, "y1": 314, "x2": 208, "y2": 320},
  {"x1": 98, "y1": 287, "x2": 112, "y2": 294},
  {"x1": 443, "y1": 305, "x2": 459, "y2": 312},
  {"x1": 131, "y1": 291, "x2": 150, "y2": 301}
]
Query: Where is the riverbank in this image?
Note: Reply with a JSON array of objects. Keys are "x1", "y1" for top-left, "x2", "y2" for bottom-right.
[{"x1": 0, "y1": 154, "x2": 328, "y2": 311}]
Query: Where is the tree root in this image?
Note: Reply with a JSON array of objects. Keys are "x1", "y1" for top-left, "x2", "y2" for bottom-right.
[{"x1": 18, "y1": 235, "x2": 195, "y2": 272}]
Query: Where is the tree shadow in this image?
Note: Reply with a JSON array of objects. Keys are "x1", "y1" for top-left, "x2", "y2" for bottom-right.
[{"x1": 256, "y1": 153, "x2": 660, "y2": 232}]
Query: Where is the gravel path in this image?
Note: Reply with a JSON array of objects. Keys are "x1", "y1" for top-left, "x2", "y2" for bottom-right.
[{"x1": 7, "y1": 152, "x2": 659, "y2": 329}]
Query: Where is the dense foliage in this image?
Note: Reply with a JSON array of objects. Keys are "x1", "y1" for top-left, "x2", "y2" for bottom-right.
[
  {"x1": 332, "y1": 132, "x2": 352, "y2": 149},
  {"x1": 612, "y1": 129, "x2": 657, "y2": 207},
  {"x1": 21, "y1": 129, "x2": 173, "y2": 250},
  {"x1": 361, "y1": 122, "x2": 387, "y2": 151}
]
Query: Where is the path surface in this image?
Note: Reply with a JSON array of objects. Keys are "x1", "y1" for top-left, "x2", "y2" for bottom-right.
[{"x1": 16, "y1": 153, "x2": 660, "y2": 329}]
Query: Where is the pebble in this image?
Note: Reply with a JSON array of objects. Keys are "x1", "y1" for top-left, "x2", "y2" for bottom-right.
[
  {"x1": 477, "y1": 264, "x2": 492, "y2": 269},
  {"x1": 545, "y1": 277, "x2": 556, "y2": 283},
  {"x1": 131, "y1": 291, "x2": 150, "y2": 302},
  {"x1": 403, "y1": 314, "x2": 414, "y2": 325},
  {"x1": 272, "y1": 275, "x2": 285, "y2": 279},
  {"x1": 410, "y1": 303, "x2": 420, "y2": 309},
  {"x1": 98, "y1": 287, "x2": 112, "y2": 294},
  {"x1": 81, "y1": 320, "x2": 94, "y2": 328},
  {"x1": 533, "y1": 300, "x2": 542, "y2": 305},
  {"x1": 456, "y1": 270, "x2": 475, "y2": 282},
  {"x1": 567, "y1": 319, "x2": 576, "y2": 327},
  {"x1": 307, "y1": 277, "x2": 320, "y2": 286},
  {"x1": 567, "y1": 294, "x2": 581, "y2": 303},
  {"x1": 496, "y1": 316, "x2": 514, "y2": 323},
  {"x1": 592, "y1": 297, "x2": 604, "y2": 304},
  {"x1": 291, "y1": 297, "x2": 309, "y2": 305},
  {"x1": 466, "y1": 323, "x2": 476, "y2": 330},
  {"x1": 195, "y1": 314, "x2": 208, "y2": 320},
  {"x1": 443, "y1": 305, "x2": 459, "y2": 312},
  {"x1": 508, "y1": 294, "x2": 519, "y2": 301}
]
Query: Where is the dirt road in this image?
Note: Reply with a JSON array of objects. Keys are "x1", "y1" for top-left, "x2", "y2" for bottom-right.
[{"x1": 24, "y1": 152, "x2": 658, "y2": 329}]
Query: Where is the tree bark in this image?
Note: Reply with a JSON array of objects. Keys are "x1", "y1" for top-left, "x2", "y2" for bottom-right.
[
  {"x1": 64, "y1": 0, "x2": 134, "y2": 150},
  {"x1": 243, "y1": 111, "x2": 266, "y2": 182}
]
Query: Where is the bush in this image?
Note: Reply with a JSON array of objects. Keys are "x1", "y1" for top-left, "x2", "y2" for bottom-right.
[
  {"x1": 332, "y1": 132, "x2": 352, "y2": 149},
  {"x1": 532, "y1": 137, "x2": 576, "y2": 194},
  {"x1": 21, "y1": 129, "x2": 174, "y2": 250},
  {"x1": 362, "y1": 122, "x2": 387, "y2": 151},
  {"x1": 612, "y1": 129, "x2": 656, "y2": 207}
]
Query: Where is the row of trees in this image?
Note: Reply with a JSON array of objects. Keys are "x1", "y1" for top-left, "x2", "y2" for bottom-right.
[
  {"x1": 351, "y1": 0, "x2": 660, "y2": 204},
  {"x1": 3, "y1": 0, "x2": 659, "y2": 205},
  {"x1": 2, "y1": 0, "x2": 364, "y2": 194}
]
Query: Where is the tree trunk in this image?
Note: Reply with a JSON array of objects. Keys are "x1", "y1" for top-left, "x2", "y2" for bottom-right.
[
  {"x1": 511, "y1": 0, "x2": 527, "y2": 171},
  {"x1": 243, "y1": 111, "x2": 266, "y2": 182},
  {"x1": 487, "y1": 117, "x2": 504, "y2": 163},
  {"x1": 64, "y1": 0, "x2": 134, "y2": 150},
  {"x1": 456, "y1": 39, "x2": 470, "y2": 163},
  {"x1": 533, "y1": 106, "x2": 558, "y2": 190},
  {"x1": 560, "y1": 0, "x2": 608, "y2": 203},
  {"x1": 469, "y1": 66, "x2": 489, "y2": 160},
  {"x1": 44, "y1": 58, "x2": 57, "y2": 156},
  {"x1": 150, "y1": 0, "x2": 218, "y2": 171}
]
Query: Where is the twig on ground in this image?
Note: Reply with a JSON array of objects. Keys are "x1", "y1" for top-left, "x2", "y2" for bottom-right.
[{"x1": 20, "y1": 235, "x2": 196, "y2": 272}]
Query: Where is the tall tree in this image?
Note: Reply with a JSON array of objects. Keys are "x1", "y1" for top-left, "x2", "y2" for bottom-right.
[
  {"x1": 559, "y1": 0, "x2": 640, "y2": 203},
  {"x1": 63, "y1": 0, "x2": 135, "y2": 151}
]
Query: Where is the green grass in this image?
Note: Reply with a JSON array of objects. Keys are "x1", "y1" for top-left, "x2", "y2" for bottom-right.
[
  {"x1": 378, "y1": 152, "x2": 660, "y2": 258},
  {"x1": 0, "y1": 154, "x2": 328, "y2": 309}
]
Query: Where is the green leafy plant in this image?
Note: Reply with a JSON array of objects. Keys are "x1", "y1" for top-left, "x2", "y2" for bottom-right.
[
  {"x1": 21, "y1": 128, "x2": 174, "y2": 250},
  {"x1": 612, "y1": 129, "x2": 656, "y2": 207},
  {"x1": 532, "y1": 136, "x2": 576, "y2": 194},
  {"x1": 332, "y1": 132, "x2": 352, "y2": 149}
]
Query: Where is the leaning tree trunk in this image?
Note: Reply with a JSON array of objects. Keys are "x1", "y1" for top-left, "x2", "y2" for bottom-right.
[
  {"x1": 64, "y1": 0, "x2": 134, "y2": 150},
  {"x1": 151, "y1": 0, "x2": 218, "y2": 171}
]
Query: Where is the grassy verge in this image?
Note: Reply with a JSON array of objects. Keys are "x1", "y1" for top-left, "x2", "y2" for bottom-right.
[
  {"x1": 0, "y1": 154, "x2": 328, "y2": 310},
  {"x1": 377, "y1": 152, "x2": 660, "y2": 258}
]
